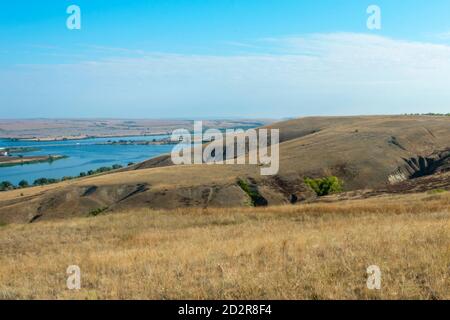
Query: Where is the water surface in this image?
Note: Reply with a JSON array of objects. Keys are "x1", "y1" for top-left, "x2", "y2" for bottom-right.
[{"x1": 0, "y1": 136, "x2": 173, "y2": 185}]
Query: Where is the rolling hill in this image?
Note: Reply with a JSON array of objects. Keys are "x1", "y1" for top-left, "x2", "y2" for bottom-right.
[{"x1": 0, "y1": 115, "x2": 449, "y2": 224}]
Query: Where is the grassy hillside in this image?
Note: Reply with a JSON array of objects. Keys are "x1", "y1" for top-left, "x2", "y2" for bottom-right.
[
  {"x1": 0, "y1": 115, "x2": 449, "y2": 223},
  {"x1": 0, "y1": 190, "x2": 449, "y2": 299}
]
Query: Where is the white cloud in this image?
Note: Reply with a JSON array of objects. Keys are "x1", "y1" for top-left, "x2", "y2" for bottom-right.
[{"x1": 1, "y1": 33, "x2": 450, "y2": 118}]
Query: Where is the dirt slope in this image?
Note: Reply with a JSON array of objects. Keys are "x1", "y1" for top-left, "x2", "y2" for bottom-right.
[{"x1": 1, "y1": 115, "x2": 449, "y2": 223}]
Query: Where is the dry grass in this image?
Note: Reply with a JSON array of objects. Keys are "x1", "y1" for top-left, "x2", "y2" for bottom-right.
[{"x1": 0, "y1": 191, "x2": 449, "y2": 300}]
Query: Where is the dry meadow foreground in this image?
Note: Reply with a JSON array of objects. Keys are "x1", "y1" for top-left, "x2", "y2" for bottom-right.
[{"x1": 0, "y1": 191, "x2": 449, "y2": 300}]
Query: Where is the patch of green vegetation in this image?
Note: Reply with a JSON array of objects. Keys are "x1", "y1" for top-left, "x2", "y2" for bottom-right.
[
  {"x1": 86, "y1": 164, "x2": 123, "y2": 176},
  {"x1": 427, "y1": 189, "x2": 447, "y2": 194},
  {"x1": 33, "y1": 178, "x2": 60, "y2": 186},
  {"x1": 304, "y1": 176, "x2": 344, "y2": 196},
  {"x1": 0, "y1": 181, "x2": 14, "y2": 191},
  {"x1": 0, "y1": 221, "x2": 8, "y2": 228},
  {"x1": 18, "y1": 180, "x2": 29, "y2": 188},
  {"x1": 88, "y1": 207, "x2": 109, "y2": 217},
  {"x1": 237, "y1": 179, "x2": 268, "y2": 207}
]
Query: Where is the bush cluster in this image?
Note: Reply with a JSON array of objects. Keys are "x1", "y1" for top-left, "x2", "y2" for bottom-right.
[{"x1": 304, "y1": 176, "x2": 343, "y2": 196}]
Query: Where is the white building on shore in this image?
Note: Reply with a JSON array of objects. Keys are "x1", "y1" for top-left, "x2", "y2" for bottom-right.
[{"x1": 0, "y1": 148, "x2": 8, "y2": 156}]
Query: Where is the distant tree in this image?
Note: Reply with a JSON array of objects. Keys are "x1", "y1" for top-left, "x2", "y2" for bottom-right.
[
  {"x1": 79, "y1": 172, "x2": 87, "y2": 177},
  {"x1": 33, "y1": 178, "x2": 49, "y2": 186},
  {"x1": 0, "y1": 181, "x2": 14, "y2": 191},
  {"x1": 112, "y1": 164, "x2": 123, "y2": 170},
  {"x1": 96, "y1": 167, "x2": 112, "y2": 173},
  {"x1": 18, "y1": 180, "x2": 29, "y2": 188}
]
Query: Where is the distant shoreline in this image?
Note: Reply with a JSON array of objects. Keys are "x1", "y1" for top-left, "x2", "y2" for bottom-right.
[
  {"x1": 2, "y1": 147, "x2": 40, "y2": 153},
  {"x1": 0, "y1": 119, "x2": 272, "y2": 142},
  {"x1": 1, "y1": 133, "x2": 171, "y2": 142}
]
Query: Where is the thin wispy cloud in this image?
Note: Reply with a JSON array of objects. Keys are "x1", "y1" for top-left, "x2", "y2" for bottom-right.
[
  {"x1": 1, "y1": 33, "x2": 450, "y2": 118},
  {"x1": 435, "y1": 31, "x2": 450, "y2": 40},
  {"x1": 78, "y1": 44, "x2": 147, "y2": 56}
]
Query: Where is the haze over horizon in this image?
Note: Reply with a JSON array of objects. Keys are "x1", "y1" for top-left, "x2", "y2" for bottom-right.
[{"x1": 1, "y1": 0, "x2": 450, "y2": 119}]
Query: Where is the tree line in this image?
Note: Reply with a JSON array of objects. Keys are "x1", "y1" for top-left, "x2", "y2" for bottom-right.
[{"x1": 0, "y1": 163, "x2": 133, "y2": 192}]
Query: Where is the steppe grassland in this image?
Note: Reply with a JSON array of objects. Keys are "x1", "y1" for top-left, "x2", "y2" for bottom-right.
[{"x1": 0, "y1": 191, "x2": 449, "y2": 299}]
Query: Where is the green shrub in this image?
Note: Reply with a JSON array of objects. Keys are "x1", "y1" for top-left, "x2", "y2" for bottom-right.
[
  {"x1": 428, "y1": 189, "x2": 447, "y2": 194},
  {"x1": 33, "y1": 178, "x2": 59, "y2": 186},
  {"x1": 304, "y1": 176, "x2": 343, "y2": 196},
  {"x1": 237, "y1": 179, "x2": 268, "y2": 207},
  {"x1": 33, "y1": 178, "x2": 48, "y2": 186},
  {"x1": 88, "y1": 207, "x2": 108, "y2": 217},
  {"x1": 18, "y1": 180, "x2": 29, "y2": 188},
  {"x1": 0, "y1": 181, "x2": 14, "y2": 191},
  {"x1": 96, "y1": 167, "x2": 112, "y2": 173}
]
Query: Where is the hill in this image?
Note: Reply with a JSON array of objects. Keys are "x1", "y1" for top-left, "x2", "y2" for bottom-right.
[{"x1": 0, "y1": 115, "x2": 449, "y2": 224}]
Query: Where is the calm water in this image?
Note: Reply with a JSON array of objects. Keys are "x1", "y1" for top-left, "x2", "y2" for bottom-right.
[{"x1": 0, "y1": 136, "x2": 173, "y2": 185}]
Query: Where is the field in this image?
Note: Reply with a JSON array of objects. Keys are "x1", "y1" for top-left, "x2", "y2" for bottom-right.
[
  {"x1": 0, "y1": 115, "x2": 449, "y2": 300},
  {"x1": 0, "y1": 119, "x2": 271, "y2": 140},
  {"x1": 1, "y1": 190, "x2": 449, "y2": 300}
]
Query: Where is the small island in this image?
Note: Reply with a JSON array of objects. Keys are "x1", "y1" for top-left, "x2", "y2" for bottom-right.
[
  {"x1": 95, "y1": 137, "x2": 177, "y2": 146},
  {"x1": 0, "y1": 154, "x2": 67, "y2": 168},
  {"x1": 2, "y1": 147, "x2": 40, "y2": 154}
]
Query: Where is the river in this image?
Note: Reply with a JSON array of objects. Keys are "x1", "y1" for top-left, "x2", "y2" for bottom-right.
[{"x1": 0, "y1": 136, "x2": 173, "y2": 185}]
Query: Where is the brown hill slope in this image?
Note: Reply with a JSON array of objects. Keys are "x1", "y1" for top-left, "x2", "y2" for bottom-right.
[{"x1": 0, "y1": 115, "x2": 449, "y2": 223}]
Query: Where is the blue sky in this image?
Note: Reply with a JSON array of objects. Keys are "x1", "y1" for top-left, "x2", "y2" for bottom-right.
[{"x1": 1, "y1": 0, "x2": 450, "y2": 118}]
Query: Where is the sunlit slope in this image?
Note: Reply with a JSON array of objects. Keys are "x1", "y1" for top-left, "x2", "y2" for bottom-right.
[{"x1": 0, "y1": 115, "x2": 449, "y2": 223}]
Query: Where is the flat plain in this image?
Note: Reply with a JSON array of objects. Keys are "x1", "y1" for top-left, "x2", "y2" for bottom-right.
[{"x1": 0, "y1": 119, "x2": 272, "y2": 140}]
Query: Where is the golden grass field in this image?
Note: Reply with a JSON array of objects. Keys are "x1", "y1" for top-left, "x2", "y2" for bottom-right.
[{"x1": 0, "y1": 190, "x2": 449, "y2": 300}]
